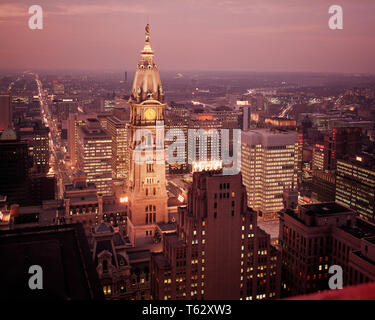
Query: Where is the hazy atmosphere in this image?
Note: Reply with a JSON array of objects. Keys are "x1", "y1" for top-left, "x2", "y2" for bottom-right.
[{"x1": 1, "y1": 0, "x2": 375, "y2": 73}]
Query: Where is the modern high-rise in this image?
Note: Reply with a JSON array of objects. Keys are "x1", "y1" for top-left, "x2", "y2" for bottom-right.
[
  {"x1": 126, "y1": 24, "x2": 168, "y2": 241},
  {"x1": 312, "y1": 143, "x2": 325, "y2": 171},
  {"x1": 77, "y1": 118, "x2": 113, "y2": 195},
  {"x1": 151, "y1": 171, "x2": 280, "y2": 300},
  {"x1": 107, "y1": 114, "x2": 129, "y2": 180},
  {"x1": 0, "y1": 92, "x2": 11, "y2": 132},
  {"x1": 67, "y1": 113, "x2": 94, "y2": 167},
  {"x1": 241, "y1": 129, "x2": 299, "y2": 219},
  {"x1": 335, "y1": 155, "x2": 375, "y2": 222}
]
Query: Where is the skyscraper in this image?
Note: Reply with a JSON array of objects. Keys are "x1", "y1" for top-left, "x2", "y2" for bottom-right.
[
  {"x1": 241, "y1": 129, "x2": 299, "y2": 219},
  {"x1": 107, "y1": 114, "x2": 129, "y2": 180},
  {"x1": 126, "y1": 24, "x2": 168, "y2": 242},
  {"x1": 335, "y1": 155, "x2": 375, "y2": 222},
  {"x1": 0, "y1": 92, "x2": 11, "y2": 132},
  {"x1": 67, "y1": 113, "x2": 93, "y2": 167},
  {"x1": 77, "y1": 118, "x2": 113, "y2": 195},
  {"x1": 151, "y1": 171, "x2": 280, "y2": 300},
  {"x1": 324, "y1": 127, "x2": 363, "y2": 170}
]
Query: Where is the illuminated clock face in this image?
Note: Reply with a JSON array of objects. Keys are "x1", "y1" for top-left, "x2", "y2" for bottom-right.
[{"x1": 144, "y1": 108, "x2": 156, "y2": 120}]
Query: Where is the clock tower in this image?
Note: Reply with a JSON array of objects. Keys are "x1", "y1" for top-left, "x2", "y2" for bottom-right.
[{"x1": 126, "y1": 24, "x2": 168, "y2": 243}]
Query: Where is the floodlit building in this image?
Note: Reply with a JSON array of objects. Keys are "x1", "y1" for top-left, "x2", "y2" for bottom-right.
[
  {"x1": 107, "y1": 114, "x2": 129, "y2": 180},
  {"x1": 126, "y1": 24, "x2": 168, "y2": 242},
  {"x1": 77, "y1": 118, "x2": 113, "y2": 195},
  {"x1": 335, "y1": 155, "x2": 375, "y2": 222},
  {"x1": 241, "y1": 129, "x2": 298, "y2": 219}
]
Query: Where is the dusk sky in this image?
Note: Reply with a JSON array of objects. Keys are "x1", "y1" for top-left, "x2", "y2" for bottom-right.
[{"x1": 0, "y1": 0, "x2": 375, "y2": 73}]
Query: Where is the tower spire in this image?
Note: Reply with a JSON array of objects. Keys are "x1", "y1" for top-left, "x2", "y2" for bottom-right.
[{"x1": 142, "y1": 24, "x2": 153, "y2": 56}]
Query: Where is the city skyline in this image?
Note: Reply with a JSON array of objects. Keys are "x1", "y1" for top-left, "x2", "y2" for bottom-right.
[
  {"x1": 0, "y1": 0, "x2": 375, "y2": 73},
  {"x1": 1, "y1": 2, "x2": 375, "y2": 305}
]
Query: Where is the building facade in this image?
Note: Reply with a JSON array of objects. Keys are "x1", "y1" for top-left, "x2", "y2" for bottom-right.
[
  {"x1": 241, "y1": 129, "x2": 299, "y2": 219},
  {"x1": 0, "y1": 92, "x2": 11, "y2": 132},
  {"x1": 77, "y1": 118, "x2": 113, "y2": 195},
  {"x1": 107, "y1": 114, "x2": 129, "y2": 180},
  {"x1": 126, "y1": 24, "x2": 168, "y2": 242},
  {"x1": 280, "y1": 202, "x2": 375, "y2": 297},
  {"x1": 335, "y1": 155, "x2": 375, "y2": 222},
  {"x1": 151, "y1": 171, "x2": 280, "y2": 300}
]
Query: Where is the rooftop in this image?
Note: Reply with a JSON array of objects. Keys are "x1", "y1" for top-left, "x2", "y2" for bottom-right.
[
  {"x1": 0, "y1": 224, "x2": 104, "y2": 300},
  {"x1": 301, "y1": 202, "x2": 352, "y2": 216},
  {"x1": 242, "y1": 128, "x2": 298, "y2": 147},
  {"x1": 339, "y1": 218, "x2": 375, "y2": 240}
]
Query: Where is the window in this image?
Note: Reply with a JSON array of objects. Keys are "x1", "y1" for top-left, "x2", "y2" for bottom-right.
[{"x1": 102, "y1": 260, "x2": 108, "y2": 273}]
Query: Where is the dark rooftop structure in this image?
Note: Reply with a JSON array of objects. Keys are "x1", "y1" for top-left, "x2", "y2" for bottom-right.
[
  {"x1": 301, "y1": 202, "x2": 351, "y2": 216},
  {"x1": 0, "y1": 223, "x2": 104, "y2": 300}
]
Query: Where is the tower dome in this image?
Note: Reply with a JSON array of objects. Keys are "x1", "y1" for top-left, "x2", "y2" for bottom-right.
[{"x1": 130, "y1": 24, "x2": 164, "y2": 104}]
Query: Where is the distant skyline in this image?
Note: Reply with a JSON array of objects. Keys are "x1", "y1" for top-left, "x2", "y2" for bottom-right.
[{"x1": 1, "y1": 0, "x2": 375, "y2": 73}]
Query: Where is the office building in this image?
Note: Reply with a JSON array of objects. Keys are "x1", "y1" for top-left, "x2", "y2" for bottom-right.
[
  {"x1": 0, "y1": 92, "x2": 11, "y2": 131},
  {"x1": 241, "y1": 129, "x2": 299, "y2": 219},
  {"x1": 77, "y1": 118, "x2": 113, "y2": 195},
  {"x1": 18, "y1": 121, "x2": 50, "y2": 174},
  {"x1": 324, "y1": 127, "x2": 362, "y2": 170},
  {"x1": 67, "y1": 113, "x2": 93, "y2": 167},
  {"x1": 311, "y1": 170, "x2": 336, "y2": 203},
  {"x1": 335, "y1": 155, "x2": 375, "y2": 221},
  {"x1": 312, "y1": 143, "x2": 325, "y2": 171},
  {"x1": 107, "y1": 114, "x2": 129, "y2": 179},
  {"x1": 151, "y1": 171, "x2": 280, "y2": 300}
]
